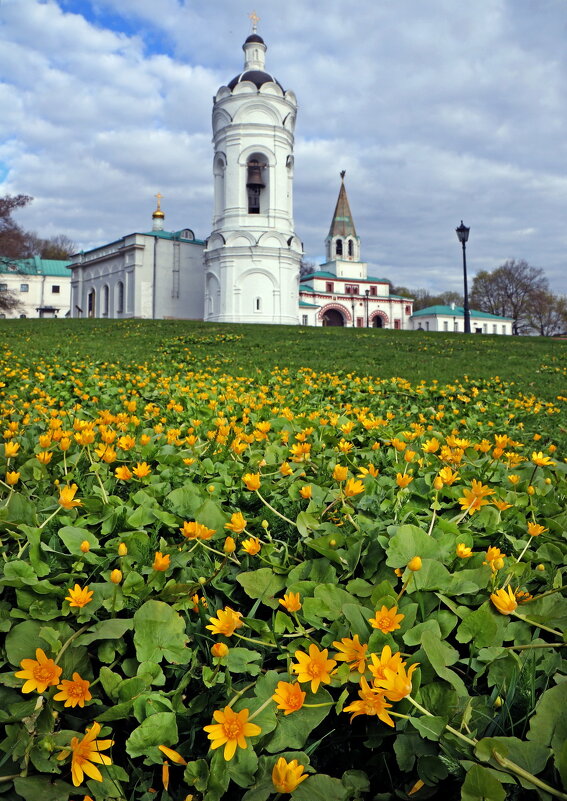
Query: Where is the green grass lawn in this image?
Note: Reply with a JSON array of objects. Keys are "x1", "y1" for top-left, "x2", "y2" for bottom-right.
[{"x1": 4, "y1": 318, "x2": 566, "y2": 402}]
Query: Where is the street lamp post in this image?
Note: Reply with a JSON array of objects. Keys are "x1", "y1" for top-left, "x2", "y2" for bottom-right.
[
  {"x1": 455, "y1": 221, "x2": 471, "y2": 334},
  {"x1": 365, "y1": 289, "x2": 370, "y2": 328},
  {"x1": 351, "y1": 296, "x2": 355, "y2": 328}
]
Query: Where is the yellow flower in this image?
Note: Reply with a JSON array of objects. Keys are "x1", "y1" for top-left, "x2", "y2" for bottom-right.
[
  {"x1": 508, "y1": 474, "x2": 520, "y2": 485},
  {"x1": 158, "y1": 745, "x2": 187, "y2": 765},
  {"x1": 132, "y1": 461, "x2": 151, "y2": 478},
  {"x1": 242, "y1": 473, "x2": 261, "y2": 491},
  {"x1": 527, "y1": 522, "x2": 547, "y2": 537},
  {"x1": 225, "y1": 511, "x2": 247, "y2": 533},
  {"x1": 180, "y1": 520, "x2": 215, "y2": 540},
  {"x1": 456, "y1": 543, "x2": 473, "y2": 558},
  {"x1": 490, "y1": 586, "x2": 518, "y2": 615},
  {"x1": 407, "y1": 556, "x2": 422, "y2": 571},
  {"x1": 211, "y1": 642, "x2": 229, "y2": 658},
  {"x1": 223, "y1": 536, "x2": 236, "y2": 554},
  {"x1": 422, "y1": 437, "x2": 440, "y2": 453},
  {"x1": 493, "y1": 499, "x2": 513, "y2": 511},
  {"x1": 368, "y1": 605, "x2": 404, "y2": 634},
  {"x1": 206, "y1": 606, "x2": 244, "y2": 637},
  {"x1": 332, "y1": 634, "x2": 368, "y2": 673},
  {"x1": 6, "y1": 470, "x2": 20, "y2": 485},
  {"x1": 58, "y1": 483, "x2": 82, "y2": 510},
  {"x1": 203, "y1": 706, "x2": 261, "y2": 760},
  {"x1": 357, "y1": 464, "x2": 379, "y2": 478},
  {"x1": 344, "y1": 477, "x2": 365, "y2": 497},
  {"x1": 14, "y1": 648, "x2": 63, "y2": 693},
  {"x1": 4, "y1": 441, "x2": 20, "y2": 458},
  {"x1": 80, "y1": 540, "x2": 90, "y2": 553},
  {"x1": 299, "y1": 485, "x2": 312, "y2": 499},
  {"x1": 56, "y1": 721, "x2": 113, "y2": 787},
  {"x1": 343, "y1": 676, "x2": 394, "y2": 726},
  {"x1": 437, "y1": 466, "x2": 459, "y2": 485},
  {"x1": 114, "y1": 465, "x2": 132, "y2": 481},
  {"x1": 332, "y1": 464, "x2": 348, "y2": 481},
  {"x1": 280, "y1": 592, "x2": 302, "y2": 613},
  {"x1": 291, "y1": 644, "x2": 337, "y2": 693},
  {"x1": 272, "y1": 757, "x2": 309, "y2": 793},
  {"x1": 373, "y1": 662, "x2": 419, "y2": 702},
  {"x1": 110, "y1": 569, "x2": 122, "y2": 584},
  {"x1": 483, "y1": 546, "x2": 506, "y2": 572},
  {"x1": 65, "y1": 584, "x2": 94, "y2": 608},
  {"x1": 36, "y1": 450, "x2": 53, "y2": 465},
  {"x1": 280, "y1": 461, "x2": 293, "y2": 476},
  {"x1": 118, "y1": 542, "x2": 128, "y2": 556},
  {"x1": 241, "y1": 536, "x2": 261, "y2": 556},
  {"x1": 532, "y1": 451, "x2": 554, "y2": 467},
  {"x1": 53, "y1": 673, "x2": 92, "y2": 708},
  {"x1": 396, "y1": 472, "x2": 413, "y2": 488},
  {"x1": 152, "y1": 551, "x2": 171, "y2": 571},
  {"x1": 458, "y1": 479, "x2": 495, "y2": 514},
  {"x1": 368, "y1": 645, "x2": 405, "y2": 682},
  {"x1": 272, "y1": 681, "x2": 306, "y2": 715}
]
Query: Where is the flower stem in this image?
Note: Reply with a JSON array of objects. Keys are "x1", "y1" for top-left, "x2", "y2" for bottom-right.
[
  {"x1": 303, "y1": 702, "x2": 334, "y2": 708},
  {"x1": 39, "y1": 506, "x2": 61, "y2": 530},
  {"x1": 512, "y1": 612, "x2": 563, "y2": 637},
  {"x1": 407, "y1": 695, "x2": 477, "y2": 747},
  {"x1": 233, "y1": 632, "x2": 278, "y2": 648},
  {"x1": 55, "y1": 624, "x2": 90, "y2": 665},
  {"x1": 491, "y1": 750, "x2": 567, "y2": 800},
  {"x1": 248, "y1": 696, "x2": 274, "y2": 722},
  {"x1": 515, "y1": 539, "x2": 531, "y2": 563},
  {"x1": 256, "y1": 490, "x2": 296, "y2": 527}
]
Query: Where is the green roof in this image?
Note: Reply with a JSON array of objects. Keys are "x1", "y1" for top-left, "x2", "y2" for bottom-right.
[
  {"x1": 0, "y1": 256, "x2": 72, "y2": 277},
  {"x1": 302, "y1": 271, "x2": 391, "y2": 284},
  {"x1": 411, "y1": 305, "x2": 513, "y2": 321},
  {"x1": 299, "y1": 300, "x2": 320, "y2": 308}
]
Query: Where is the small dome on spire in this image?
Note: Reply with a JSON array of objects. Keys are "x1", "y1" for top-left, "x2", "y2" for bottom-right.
[{"x1": 152, "y1": 193, "x2": 165, "y2": 231}]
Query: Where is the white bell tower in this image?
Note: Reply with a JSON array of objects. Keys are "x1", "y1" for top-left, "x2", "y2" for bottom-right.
[{"x1": 204, "y1": 20, "x2": 302, "y2": 324}]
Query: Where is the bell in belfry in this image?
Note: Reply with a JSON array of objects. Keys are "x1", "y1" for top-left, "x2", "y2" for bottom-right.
[{"x1": 246, "y1": 159, "x2": 265, "y2": 187}]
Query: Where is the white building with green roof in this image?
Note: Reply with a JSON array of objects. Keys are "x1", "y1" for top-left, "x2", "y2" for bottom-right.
[
  {"x1": 0, "y1": 256, "x2": 72, "y2": 318},
  {"x1": 298, "y1": 174, "x2": 414, "y2": 328},
  {"x1": 410, "y1": 305, "x2": 513, "y2": 335}
]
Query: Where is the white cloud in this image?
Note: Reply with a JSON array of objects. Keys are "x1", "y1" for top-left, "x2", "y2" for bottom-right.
[{"x1": 1, "y1": 0, "x2": 566, "y2": 295}]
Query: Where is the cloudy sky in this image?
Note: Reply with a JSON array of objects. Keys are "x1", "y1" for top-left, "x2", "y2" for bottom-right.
[{"x1": 1, "y1": 0, "x2": 567, "y2": 294}]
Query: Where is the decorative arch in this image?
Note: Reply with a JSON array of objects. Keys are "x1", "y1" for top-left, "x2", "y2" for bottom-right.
[
  {"x1": 369, "y1": 309, "x2": 389, "y2": 327},
  {"x1": 237, "y1": 266, "x2": 279, "y2": 288},
  {"x1": 318, "y1": 302, "x2": 352, "y2": 324},
  {"x1": 225, "y1": 231, "x2": 257, "y2": 247},
  {"x1": 257, "y1": 231, "x2": 288, "y2": 248},
  {"x1": 232, "y1": 102, "x2": 281, "y2": 126}
]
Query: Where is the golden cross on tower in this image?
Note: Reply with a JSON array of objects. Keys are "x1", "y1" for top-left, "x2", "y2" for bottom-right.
[
  {"x1": 249, "y1": 10, "x2": 260, "y2": 32},
  {"x1": 154, "y1": 192, "x2": 164, "y2": 211}
]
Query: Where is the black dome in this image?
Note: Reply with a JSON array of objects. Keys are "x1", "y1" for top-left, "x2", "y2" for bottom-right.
[
  {"x1": 227, "y1": 69, "x2": 283, "y2": 91},
  {"x1": 244, "y1": 33, "x2": 265, "y2": 44}
]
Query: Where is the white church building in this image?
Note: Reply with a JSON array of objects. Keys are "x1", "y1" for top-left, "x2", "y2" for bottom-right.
[{"x1": 68, "y1": 27, "x2": 414, "y2": 327}]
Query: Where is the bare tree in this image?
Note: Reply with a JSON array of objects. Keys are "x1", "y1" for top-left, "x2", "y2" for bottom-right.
[
  {"x1": 299, "y1": 258, "x2": 318, "y2": 279},
  {"x1": 471, "y1": 260, "x2": 548, "y2": 335},
  {"x1": 0, "y1": 195, "x2": 33, "y2": 313},
  {"x1": 25, "y1": 232, "x2": 76, "y2": 259},
  {"x1": 525, "y1": 290, "x2": 567, "y2": 337}
]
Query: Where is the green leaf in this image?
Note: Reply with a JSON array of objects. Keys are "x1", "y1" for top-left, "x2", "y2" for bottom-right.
[
  {"x1": 456, "y1": 604, "x2": 505, "y2": 648},
  {"x1": 1, "y1": 559, "x2": 38, "y2": 587},
  {"x1": 475, "y1": 736, "x2": 551, "y2": 778},
  {"x1": 409, "y1": 715, "x2": 447, "y2": 741},
  {"x1": 461, "y1": 764, "x2": 506, "y2": 801},
  {"x1": 296, "y1": 511, "x2": 321, "y2": 537},
  {"x1": 225, "y1": 742, "x2": 259, "y2": 788},
  {"x1": 184, "y1": 759, "x2": 210, "y2": 792},
  {"x1": 99, "y1": 666, "x2": 122, "y2": 700},
  {"x1": 125, "y1": 711, "x2": 178, "y2": 761},
  {"x1": 75, "y1": 618, "x2": 133, "y2": 645},
  {"x1": 226, "y1": 647, "x2": 262, "y2": 675},
  {"x1": 421, "y1": 630, "x2": 468, "y2": 697},
  {"x1": 292, "y1": 773, "x2": 347, "y2": 801},
  {"x1": 266, "y1": 687, "x2": 333, "y2": 753},
  {"x1": 58, "y1": 525, "x2": 99, "y2": 554},
  {"x1": 407, "y1": 559, "x2": 452, "y2": 591},
  {"x1": 166, "y1": 483, "x2": 203, "y2": 517},
  {"x1": 13, "y1": 777, "x2": 74, "y2": 801},
  {"x1": 527, "y1": 682, "x2": 567, "y2": 755},
  {"x1": 237, "y1": 568, "x2": 286, "y2": 608},
  {"x1": 133, "y1": 600, "x2": 191, "y2": 664},
  {"x1": 385, "y1": 524, "x2": 440, "y2": 568}
]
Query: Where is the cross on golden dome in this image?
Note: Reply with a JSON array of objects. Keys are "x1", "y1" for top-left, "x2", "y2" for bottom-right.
[{"x1": 249, "y1": 10, "x2": 260, "y2": 32}]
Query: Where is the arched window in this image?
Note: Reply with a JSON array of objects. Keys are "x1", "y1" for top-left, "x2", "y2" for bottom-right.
[
  {"x1": 102, "y1": 285, "x2": 109, "y2": 317},
  {"x1": 246, "y1": 156, "x2": 266, "y2": 214},
  {"x1": 116, "y1": 281, "x2": 124, "y2": 314},
  {"x1": 87, "y1": 289, "x2": 96, "y2": 318},
  {"x1": 335, "y1": 239, "x2": 343, "y2": 256},
  {"x1": 348, "y1": 239, "x2": 354, "y2": 257}
]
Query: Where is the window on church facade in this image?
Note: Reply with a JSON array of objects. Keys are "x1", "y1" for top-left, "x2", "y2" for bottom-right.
[
  {"x1": 356, "y1": 317, "x2": 364, "y2": 327},
  {"x1": 116, "y1": 282, "x2": 124, "y2": 314},
  {"x1": 394, "y1": 319, "x2": 401, "y2": 329},
  {"x1": 348, "y1": 239, "x2": 353, "y2": 257},
  {"x1": 246, "y1": 158, "x2": 265, "y2": 214},
  {"x1": 102, "y1": 285, "x2": 109, "y2": 317},
  {"x1": 325, "y1": 282, "x2": 334, "y2": 293},
  {"x1": 405, "y1": 304, "x2": 411, "y2": 314},
  {"x1": 301, "y1": 314, "x2": 308, "y2": 325},
  {"x1": 345, "y1": 284, "x2": 359, "y2": 295},
  {"x1": 335, "y1": 239, "x2": 343, "y2": 256},
  {"x1": 369, "y1": 286, "x2": 377, "y2": 296}
]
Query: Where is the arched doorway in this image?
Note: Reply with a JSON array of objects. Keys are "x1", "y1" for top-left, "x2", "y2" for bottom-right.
[
  {"x1": 322, "y1": 308, "x2": 345, "y2": 327},
  {"x1": 372, "y1": 316, "x2": 383, "y2": 328}
]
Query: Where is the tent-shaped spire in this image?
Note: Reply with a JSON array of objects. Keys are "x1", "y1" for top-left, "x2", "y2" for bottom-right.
[{"x1": 328, "y1": 170, "x2": 357, "y2": 238}]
